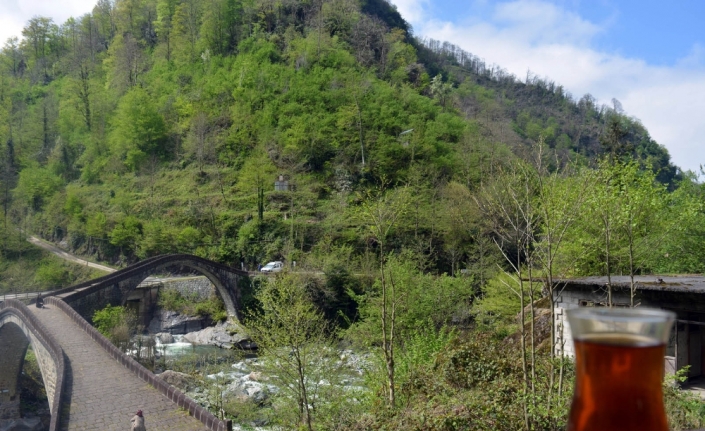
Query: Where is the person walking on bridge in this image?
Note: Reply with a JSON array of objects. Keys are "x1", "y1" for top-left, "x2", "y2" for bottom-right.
[{"x1": 130, "y1": 410, "x2": 146, "y2": 431}]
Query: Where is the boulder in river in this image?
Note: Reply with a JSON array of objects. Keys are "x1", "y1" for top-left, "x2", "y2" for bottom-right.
[
  {"x1": 224, "y1": 379, "x2": 270, "y2": 405},
  {"x1": 157, "y1": 370, "x2": 198, "y2": 392},
  {"x1": 148, "y1": 310, "x2": 209, "y2": 334},
  {"x1": 182, "y1": 320, "x2": 253, "y2": 349},
  {"x1": 155, "y1": 332, "x2": 175, "y2": 344}
]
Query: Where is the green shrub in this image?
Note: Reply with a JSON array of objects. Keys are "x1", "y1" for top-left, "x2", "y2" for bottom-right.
[
  {"x1": 397, "y1": 324, "x2": 456, "y2": 403},
  {"x1": 158, "y1": 289, "x2": 227, "y2": 322},
  {"x1": 439, "y1": 333, "x2": 517, "y2": 389},
  {"x1": 664, "y1": 367, "x2": 705, "y2": 430},
  {"x1": 158, "y1": 288, "x2": 192, "y2": 312},
  {"x1": 93, "y1": 305, "x2": 139, "y2": 351},
  {"x1": 34, "y1": 259, "x2": 71, "y2": 288},
  {"x1": 93, "y1": 305, "x2": 127, "y2": 337},
  {"x1": 195, "y1": 296, "x2": 228, "y2": 322}
]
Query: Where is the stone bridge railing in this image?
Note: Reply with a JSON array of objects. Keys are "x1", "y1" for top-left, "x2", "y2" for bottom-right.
[
  {"x1": 46, "y1": 297, "x2": 233, "y2": 431},
  {"x1": 0, "y1": 299, "x2": 65, "y2": 431}
]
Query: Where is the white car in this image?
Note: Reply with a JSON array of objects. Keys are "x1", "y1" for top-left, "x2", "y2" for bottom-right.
[{"x1": 261, "y1": 261, "x2": 284, "y2": 273}]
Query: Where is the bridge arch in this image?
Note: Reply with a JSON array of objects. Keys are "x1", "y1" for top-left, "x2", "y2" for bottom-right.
[
  {"x1": 126, "y1": 258, "x2": 240, "y2": 317},
  {"x1": 0, "y1": 300, "x2": 64, "y2": 430},
  {"x1": 55, "y1": 254, "x2": 248, "y2": 322}
]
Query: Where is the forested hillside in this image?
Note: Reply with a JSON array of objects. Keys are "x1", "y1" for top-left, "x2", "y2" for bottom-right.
[{"x1": 0, "y1": 0, "x2": 690, "y2": 280}]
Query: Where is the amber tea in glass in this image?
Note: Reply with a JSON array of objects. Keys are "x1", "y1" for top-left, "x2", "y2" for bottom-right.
[{"x1": 566, "y1": 307, "x2": 675, "y2": 431}]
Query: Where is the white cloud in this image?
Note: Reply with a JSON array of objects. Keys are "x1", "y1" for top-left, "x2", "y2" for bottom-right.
[
  {"x1": 390, "y1": 0, "x2": 429, "y2": 24},
  {"x1": 397, "y1": 0, "x2": 705, "y2": 173},
  {"x1": 491, "y1": 0, "x2": 602, "y2": 45},
  {"x1": 0, "y1": 0, "x2": 96, "y2": 46}
]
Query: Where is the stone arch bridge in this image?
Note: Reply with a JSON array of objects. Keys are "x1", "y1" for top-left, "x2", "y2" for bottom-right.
[
  {"x1": 52, "y1": 253, "x2": 249, "y2": 323},
  {"x1": 0, "y1": 254, "x2": 249, "y2": 431}
]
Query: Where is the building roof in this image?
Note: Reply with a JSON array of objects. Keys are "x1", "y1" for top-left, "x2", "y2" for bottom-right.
[{"x1": 558, "y1": 275, "x2": 705, "y2": 294}]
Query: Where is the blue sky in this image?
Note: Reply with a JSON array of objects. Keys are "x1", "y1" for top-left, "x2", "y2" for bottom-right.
[
  {"x1": 2, "y1": 0, "x2": 704, "y2": 173},
  {"x1": 424, "y1": 1, "x2": 705, "y2": 66},
  {"x1": 568, "y1": 0, "x2": 705, "y2": 66}
]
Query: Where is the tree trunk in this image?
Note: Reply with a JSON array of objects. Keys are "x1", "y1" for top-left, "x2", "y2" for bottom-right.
[
  {"x1": 380, "y1": 243, "x2": 395, "y2": 407},
  {"x1": 296, "y1": 353, "x2": 313, "y2": 431},
  {"x1": 629, "y1": 237, "x2": 635, "y2": 307},
  {"x1": 605, "y1": 225, "x2": 612, "y2": 307}
]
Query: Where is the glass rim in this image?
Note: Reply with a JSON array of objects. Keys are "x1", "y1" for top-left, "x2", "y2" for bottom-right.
[{"x1": 566, "y1": 307, "x2": 675, "y2": 323}]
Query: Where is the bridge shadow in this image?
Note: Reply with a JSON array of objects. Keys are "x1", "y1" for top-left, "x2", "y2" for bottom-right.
[{"x1": 59, "y1": 351, "x2": 73, "y2": 429}]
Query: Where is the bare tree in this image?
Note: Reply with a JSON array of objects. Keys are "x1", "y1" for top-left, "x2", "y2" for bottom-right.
[
  {"x1": 531, "y1": 143, "x2": 593, "y2": 412},
  {"x1": 359, "y1": 186, "x2": 410, "y2": 408},
  {"x1": 188, "y1": 112, "x2": 212, "y2": 173},
  {"x1": 476, "y1": 160, "x2": 538, "y2": 429},
  {"x1": 248, "y1": 273, "x2": 333, "y2": 430}
]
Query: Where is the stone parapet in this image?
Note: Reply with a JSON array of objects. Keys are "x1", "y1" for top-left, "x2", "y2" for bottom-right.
[{"x1": 0, "y1": 299, "x2": 65, "y2": 431}]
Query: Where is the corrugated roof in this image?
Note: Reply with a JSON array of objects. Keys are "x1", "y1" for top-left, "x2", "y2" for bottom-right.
[{"x1": 558, "y1": 275, "x2": 705, "y2": 293}]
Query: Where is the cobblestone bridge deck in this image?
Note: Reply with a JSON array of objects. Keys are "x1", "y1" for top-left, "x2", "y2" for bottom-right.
[{"x1": 28, "y1": 304, "x2": 208, "y2": 431}]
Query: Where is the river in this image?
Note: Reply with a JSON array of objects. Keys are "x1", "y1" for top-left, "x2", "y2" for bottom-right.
[{"x1": 140, "y1": 336, "x2": 371, "y2": 430}]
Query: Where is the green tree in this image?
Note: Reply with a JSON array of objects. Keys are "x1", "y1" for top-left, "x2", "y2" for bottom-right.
[
  {"x1": 110, "y1": 87, "x2": 167, "y2": 171},
  {"x1": 566, "y1": 160, "x2": 669, "y2": 306},
  {"x1": 475, "y1": 160, "x2": 539, "y2": 429},
  {"x1": 92, "y1": 304, "x2": 136, "y2": 351},
  {"x1": 155, "y1": 0, "x2": 178, "y2": 61},
  {"x1": 610, "y1": 161, "x2": 668, "y2": 306},
  {"x1": 247, "y1": 273, "x2": 333, "y2": 431},
  {"x1": 109, "y1": 215, "x2": 143, "y2": 257},
  {"x1": 645, "y1": 176, "x2": 705, "y2": 273},
  {"x1": 171, "y1": 0, "x2": 201, "y2": 64},
  {"x1": 237, "y1": 147, "x2": 276, "y2": 221},
  {"x1": 21, "y1": 17, "x2": 58, "y2": 78},
  {"x1": 0, "y1": 137, "x2": 18, "y2": 228},
  {"x1": 357, "y1": 187, "x2": 411, "y2": 407},
  {"x1": 14, "y1": 165, "x2": 62, "y2": 212}
]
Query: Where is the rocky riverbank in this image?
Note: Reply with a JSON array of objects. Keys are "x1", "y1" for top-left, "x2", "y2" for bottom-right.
[
  {"x1": 150, "y1": 348, "x2": 372, "y2": 430},
  {"x1": 138, "y1": 311, "x2": 371, "y2": 429},
  {"x1": 181, "y1": 320, "x2": 256, "y2": 350},
  {"x1": 147, "y1": 307, "x2": 255, "y2": 350}
]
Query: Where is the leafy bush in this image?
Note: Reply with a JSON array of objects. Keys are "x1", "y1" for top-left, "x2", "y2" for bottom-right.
[
  {"x1": 439, "y1": 333, "x2": 517, "y2": 389},
  {"x1": 92, "y1": 305, "x2": 137, "y2": 350},
  {"x1": 158, "y1": 288, "x2": 227, "y2": 322},
  {"x1": 348, "y1": 330, "x2": 573, "y2": 431},
  {"x1": 664, "y1": 367, "x2": 705, "y2": 430},
  {"x1": 473, "y1": 272, "x2": 541, "y2": 330},
  {"x1": 157, "y1": 288, "x2": 192, "y2": 313},
  {"x1": 34, "y1": 259, "x2": 71, "y2": 288},
  {"x1": 195, "y1": 297, "x2": 228, "y2": 322},
  {"x1": 92, "y1": 305, "x2": 127, "y2": 337},
  {"x1": 396, "y1": 325, "x2": 456, "y2": 404}
]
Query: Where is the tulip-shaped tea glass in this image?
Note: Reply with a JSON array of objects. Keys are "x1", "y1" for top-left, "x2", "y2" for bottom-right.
[{"x1": 566, "y1": 307, "x2": 675, "y2": 431}]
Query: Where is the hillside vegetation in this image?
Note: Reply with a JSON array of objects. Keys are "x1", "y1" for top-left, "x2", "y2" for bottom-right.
[
  {"x1": 2, "y1": 0, "x2": 705, "y2": 429},
  {"x1": 0, "y1": 0, "x2": 688, "y2": 275}
]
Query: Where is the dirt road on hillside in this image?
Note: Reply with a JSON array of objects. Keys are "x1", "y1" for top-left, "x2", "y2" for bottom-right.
[{"x1": 27, "y1": 236, "x2": 116, "y2": 273}]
